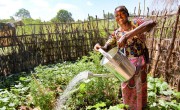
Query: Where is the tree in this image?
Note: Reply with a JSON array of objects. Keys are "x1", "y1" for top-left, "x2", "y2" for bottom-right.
[
  {"x1": 10, "y1": 16, "x2": 15, "y2": 21},
  {"x1": 50, "y1": 17, "x2": 58, "y2": 23},
  {"x1": 15, "y1": 8, "x2": 31, "y2": 19},
  {"x1": 76, "y1": 19, "x2": 83, "y2": 23},
  {"x1": 53, "y1": 9, "x2": 74, "y2": 23}
]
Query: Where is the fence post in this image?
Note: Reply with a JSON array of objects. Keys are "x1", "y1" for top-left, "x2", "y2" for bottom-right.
[
  {"x1": 149, "y1": 12, "x2": 159, "y2": 74},
  {"x1": 150, "y1": 11, "x2": 167, "y2": 77},
  {"x1": 164, "y1": 6, "x2": 180, "y2": 82}
]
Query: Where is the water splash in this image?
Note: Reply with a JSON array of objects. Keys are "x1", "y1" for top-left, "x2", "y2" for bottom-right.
[{"x1": 55, "y1": 71, "x2": 112, "y2": 110}]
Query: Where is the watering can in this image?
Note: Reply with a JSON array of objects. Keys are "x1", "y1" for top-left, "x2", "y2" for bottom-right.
[{"x1": 99, "y1": 47, "x2": 136, "y2": 82}]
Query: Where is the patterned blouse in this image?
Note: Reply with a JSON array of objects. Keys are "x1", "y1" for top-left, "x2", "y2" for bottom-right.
[{"x1": 106, "y1": 18, "x2": 146, "y2": 58}]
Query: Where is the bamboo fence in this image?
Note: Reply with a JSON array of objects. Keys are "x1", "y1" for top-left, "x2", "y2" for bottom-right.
[{"x1": 0, "y1": 6, "x2": 179, "y2": 91}]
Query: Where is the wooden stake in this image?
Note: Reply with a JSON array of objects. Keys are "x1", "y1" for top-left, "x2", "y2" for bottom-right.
[{"x1": 164, "y1": 6, "x2": 180, "y2": 82}]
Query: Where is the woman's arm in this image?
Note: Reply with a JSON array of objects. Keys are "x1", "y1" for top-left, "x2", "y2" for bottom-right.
[
  {"x1": 118, "y1": 20, "x2": 156, "y2": 47},
  {"x1": 127, "y1": 20, "x2": 156, "y2": 38}
]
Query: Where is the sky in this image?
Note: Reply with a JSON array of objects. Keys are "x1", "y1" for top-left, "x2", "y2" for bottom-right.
[{"x1": 0, "y1": 0, "x2": 179, "y2": 21}]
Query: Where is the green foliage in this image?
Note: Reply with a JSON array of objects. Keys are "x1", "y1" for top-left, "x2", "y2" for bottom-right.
[
  {"x1": 22, "y1": 18, "x2": 42, "y2": 24},
  {"x1": 86, "y1": 102, "x2": 106, "y2": 109},
  {"x1": 0, "y1": 51, "x2": 179, "y2": 110},
  {"x1": 79, "y1": 51, "x2": 106, "y2": 73},
  {"x1": 0, "y1": 72, "x2": 30, "y2": 89},
  {"x1": 15, "y1": 8, "x2": 31, "y2": 19},
  {"x1": 0, "y1": 17, "x2": 16, "y2": 23},
  {"x1": 52, "y1": 9, "x2": 74, "y2": 23},
  {"x1": 86, "y1": 103, "x2": 129, "y2": 110},
  {"x1": 0, "y1": 73, "x2": 32, "y2": 109},
  {"x1": 173, "y1": 92, "x2": 180, "y2": 101},
  {"x1": 66, "y1": 76, "x2": 120, "y2": 109},
  {"x1": 30, "y1": 75, "x2": 55, "y2": 110},
  {"x1": 108, "y1": 104, "x2": 129, "y2": 110},
  {"x1": 147, "y1": 76, "x2": 180, "y2": 109}
]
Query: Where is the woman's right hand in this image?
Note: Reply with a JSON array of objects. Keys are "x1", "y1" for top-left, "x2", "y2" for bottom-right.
[{"x1": 94, "y1": 43, "x2": 102, "y2": 51}]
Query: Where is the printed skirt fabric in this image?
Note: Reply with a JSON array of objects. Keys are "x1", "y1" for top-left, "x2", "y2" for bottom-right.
[{"x1": 121, "y1": 55, "x2": 147, "y2": 110}]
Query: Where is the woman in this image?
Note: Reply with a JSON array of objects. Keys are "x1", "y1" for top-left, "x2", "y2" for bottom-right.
[{"x1": 94, "y1": 6, "x2": 156, "y2": 110}]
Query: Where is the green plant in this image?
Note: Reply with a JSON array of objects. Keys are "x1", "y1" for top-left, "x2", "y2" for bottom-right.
[
  {"x1": 147, "y1": 76, "x2": 180, "y2": 109},
  {"x1": 65, "y1": 77, "x2": 120, "y2": 109},
  {"x1": 86, "y1": 102, "x2": 106, "y2": 109},
  {"x1": 0, "y1": 73, "x2": 32, "y2": 110},
  {"x1": 30, "y1": 74, "x2": 56, "y2": 110}
]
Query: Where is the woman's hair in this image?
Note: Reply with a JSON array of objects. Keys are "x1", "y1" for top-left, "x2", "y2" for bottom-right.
[{"x1": 114, "y1": 5, "x2": 129, "y2": 17}]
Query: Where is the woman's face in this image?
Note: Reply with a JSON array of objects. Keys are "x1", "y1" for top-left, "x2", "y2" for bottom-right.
[{"x1": 115, "y1": 11, "x2": 128, "y2": 25}]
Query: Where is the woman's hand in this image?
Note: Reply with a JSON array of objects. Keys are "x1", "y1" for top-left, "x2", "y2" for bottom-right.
[{"x1": 94, "y1": 43, "x2": 102, "y2": 51}]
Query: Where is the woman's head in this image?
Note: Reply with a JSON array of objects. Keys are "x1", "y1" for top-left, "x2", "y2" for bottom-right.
[
  {"x1": 114, "y1": 6, "x2": 129, "y2": 25},
  {"x1": 114, "y1": 6, "x2": 129, "y2": 17}
]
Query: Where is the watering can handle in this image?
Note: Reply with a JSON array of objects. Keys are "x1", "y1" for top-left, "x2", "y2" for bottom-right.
[
  {"x1": 98, "y1": 48, "x2": 113, "y2": 61},
  {"x1": 99, "y1": 48, "x2": 124, "y2": 66}
]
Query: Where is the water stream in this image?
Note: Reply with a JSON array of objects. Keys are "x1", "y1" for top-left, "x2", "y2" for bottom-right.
[{"x1": 55, "y1": 71, "x2": 112, "y2": 110}]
